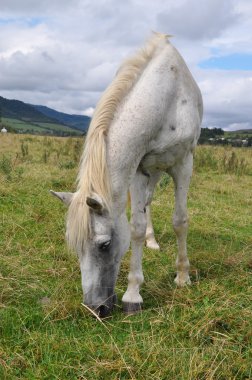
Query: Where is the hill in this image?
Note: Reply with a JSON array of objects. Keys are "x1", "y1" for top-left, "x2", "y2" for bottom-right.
[
  {"x1": 32, "y1": 105, "x2": 90, "y2": 132},
  {"x1": 225, "y1": 129, "x2": 252, "y2": 138},
  {"x1": 0, "y1": 95, "x2": 90, "y2": 136},
  {"x1": 0, "y1": 96, "x2": 56, "y2": 123}
]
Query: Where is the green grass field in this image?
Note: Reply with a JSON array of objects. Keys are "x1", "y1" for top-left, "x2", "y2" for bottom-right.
[
  {"x1": 0, "y1": 134, "x2": 252, "y2": 379},
  {"x1": 2, "y1": 118, "x2": 82, "y2": 136},
  {"x1": 2, "y1": 118, "x2": 47, "y2": 134},
  {"x1": 35, "y1": 122, "x2": 81, "y2": 134}
]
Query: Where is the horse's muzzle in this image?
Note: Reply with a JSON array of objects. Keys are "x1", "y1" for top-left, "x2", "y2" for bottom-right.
[{"x1": 85, "y1": 293, "x2": 117, "y2": 318}]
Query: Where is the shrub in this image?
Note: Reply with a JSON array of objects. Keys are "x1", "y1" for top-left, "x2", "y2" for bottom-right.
[
  {"x1": 0, "y1": 155, "x2": 12, "y2": 180},
  {"x1": 21, "y1": 142, "x2": 29, "y2": 157}
]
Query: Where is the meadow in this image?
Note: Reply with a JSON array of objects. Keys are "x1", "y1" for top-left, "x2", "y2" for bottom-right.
[
  {"x1": 0, "y1": 134, "x2": 252, "y2": 379},
  {"x1": 2, "y1": 118, "x2": 83, "y2": 136}
]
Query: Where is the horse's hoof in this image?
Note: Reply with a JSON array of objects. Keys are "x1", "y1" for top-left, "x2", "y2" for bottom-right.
[
  {"x1": 146, "y1": 240, "x2": 160, "y2": 250},
  {"x1": 122, "y1": 302, "x2": 142, "y2": 314},
  {"x1": 174, "y1": 275, "x2": 191, "y2": 287}
]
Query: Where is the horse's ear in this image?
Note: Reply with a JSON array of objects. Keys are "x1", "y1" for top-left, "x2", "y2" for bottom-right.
[
  {"x1": 50, "y1": 190, "x2": 74, "y2": 206},
  {"x1": 86, "y1": 193, "x2": 105, "y2": 214}
]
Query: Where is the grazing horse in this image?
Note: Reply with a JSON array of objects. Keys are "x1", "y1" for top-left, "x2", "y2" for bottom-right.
[{"x1": 51, "y1": 32, "x2": 203, "y2": 317}]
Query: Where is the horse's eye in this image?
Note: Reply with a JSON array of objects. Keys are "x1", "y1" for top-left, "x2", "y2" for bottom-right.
[{"x1": 99, "y1": 240, "x2": 111, "y2": 251}]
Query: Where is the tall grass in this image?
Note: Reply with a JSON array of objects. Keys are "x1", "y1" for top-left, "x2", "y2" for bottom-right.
[
  {"x1": 194, "y1": 145, "x2": 251, "y2": 175},
  {"x1": 221, "y1": 151, "x2": 248, "y2": 175}
]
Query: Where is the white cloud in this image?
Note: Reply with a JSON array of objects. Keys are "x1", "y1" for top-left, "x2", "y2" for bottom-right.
[
  {"x1": 197, "y1": 68, "x2": 252, "y2": 129},
  {"x1": 83, "y1": 107, "x2": 95, "y2": 117},
  {"x1": 157, "y1": 0, "x2": 240, "y2": 40},
  {"x1": 0, "y1": 0, "x2": 79, "y2": 14},
  {"x1": 0, "y1": 0, "x2": 251, "y2": 130}
]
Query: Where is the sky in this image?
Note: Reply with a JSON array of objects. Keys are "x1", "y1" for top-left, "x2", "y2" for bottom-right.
[{"x1": 0, "y1": 0, "x2": 252, "y2": 131}]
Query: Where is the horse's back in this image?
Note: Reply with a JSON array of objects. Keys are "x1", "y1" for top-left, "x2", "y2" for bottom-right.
[{"x1": 109, "y1": 40, "x2": 202, "y2": 173}]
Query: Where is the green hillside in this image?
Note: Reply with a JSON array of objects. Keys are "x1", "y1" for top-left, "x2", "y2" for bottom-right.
[
  {"x1": 0, "y1": 95, "x2": 89, "y2": 136},
  {"x1": 224, "y1": 129, "x2": 252, "y2": 138},
  {"x1": 2, "y1": 118, "x2": 82, "y2": 136},
  {"x1": 0, "y1": 96, "x2": 56, "y2": 123},
  {"x1": 33, "y1": 105, "x2": 90, "y2": 132}
]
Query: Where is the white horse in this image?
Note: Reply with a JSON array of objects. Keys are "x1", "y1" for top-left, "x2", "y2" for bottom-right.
[{"x1": 51, "y1": 33, "x2": 203, "y2": 317}]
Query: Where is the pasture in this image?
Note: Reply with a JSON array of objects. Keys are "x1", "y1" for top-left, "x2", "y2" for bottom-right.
[
  {"x1": 1, "y1": 118, "x2": 83, "y2": 136},
  {"x1": 0, "y1": 134, "x2": 252, "y2": 379}
]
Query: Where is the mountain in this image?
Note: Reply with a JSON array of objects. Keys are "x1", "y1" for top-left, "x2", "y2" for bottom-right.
[
  {"x1": 32, "y1": 105, "x2": 90, "y2": 132},
  {"x1": 0, "y1": 95, "x2": 91, "y2": 136},
  {"x1": 0, "y1": 96, "x2": 56, "y2": 123}
]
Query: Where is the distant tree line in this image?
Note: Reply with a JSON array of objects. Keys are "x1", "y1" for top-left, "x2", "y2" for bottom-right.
[
  {"x1": 198, "y1": 128, "x2": 224, "y2": 144},
  {"x1": 199, "y1": 127, "x2": 252, "y2": 147},
  {"x1": 16, "y1": 129, "x2": 84, "y2": 137}
]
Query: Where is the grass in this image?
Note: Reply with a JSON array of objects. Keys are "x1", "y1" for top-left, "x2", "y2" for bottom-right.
[
  {"x1": 35, "y1": 123, "x2": 81, "y2": 134},
  {"x1": 2, "y1": 118, "x2": 47, "y2": 134},
  {"x1": 2, "y1": 118, "x2": 82, "y2": 136},
  {"x1": 0, "y1": 134, "x2": 252, "y2": 379}
]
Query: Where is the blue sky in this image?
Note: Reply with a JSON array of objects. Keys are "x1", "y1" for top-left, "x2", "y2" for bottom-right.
[
  {"x1": 0, "y1": 16, "x2": 45, "y2": 26},
  {"x1": 0, "y1": 0, "x2": 252, "y2": 131},
  {"x1": 199, "y1": 53, "x2": 252, "y2": 71}
]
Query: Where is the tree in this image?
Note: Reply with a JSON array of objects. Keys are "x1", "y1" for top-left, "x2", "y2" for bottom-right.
[{"x1": 198, "y1": 127, "x2": 225, "y2": 144}]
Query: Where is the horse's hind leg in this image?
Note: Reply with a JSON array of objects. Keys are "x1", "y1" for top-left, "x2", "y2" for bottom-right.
[
  {"x1": 122, "y1": 170, "x2": 149, "y2": 314},
  {"x1": 145, "y1": 172, "x2": 161, "y2": 250},
  {"x1": 170, "y1": 153, "x2": 193, "y2": 287},
  {"x1": 145, "y1": 205, "x2": 160, "y2": 250}
]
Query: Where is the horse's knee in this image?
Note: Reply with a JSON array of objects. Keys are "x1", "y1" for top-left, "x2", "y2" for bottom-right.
[
  {"x1": 173, "y1": 215, "x2": 188, "y2": 237},
  {"x1": 131, "y1": 213, "x2": 147, "y2": 242}
]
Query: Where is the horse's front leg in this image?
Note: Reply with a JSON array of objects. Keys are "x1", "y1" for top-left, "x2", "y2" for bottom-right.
[
  {"x1": 122, "y1": 170, "x2": 149, "y2": 314},
  {"x1": 170, "y1": 153, "x2": 193, "y2": 287}
]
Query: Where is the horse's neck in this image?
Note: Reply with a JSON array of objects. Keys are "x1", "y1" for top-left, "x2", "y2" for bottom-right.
[
  {"x1": 107, "y1": 136, "x2": 144, "y2": 217},
  {"x1": 106, "y1": 46, "x2": 173, "y2": 212}
]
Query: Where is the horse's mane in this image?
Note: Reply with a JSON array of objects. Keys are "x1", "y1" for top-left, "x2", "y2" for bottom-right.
[{"x1": 66, "y1": 32, "x2": 169, "y2": 251}]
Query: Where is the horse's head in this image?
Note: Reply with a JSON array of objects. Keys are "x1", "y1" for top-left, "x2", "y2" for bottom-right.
[{"x1": 50, "y1": 190, "x2": 130, "y2": 317}]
